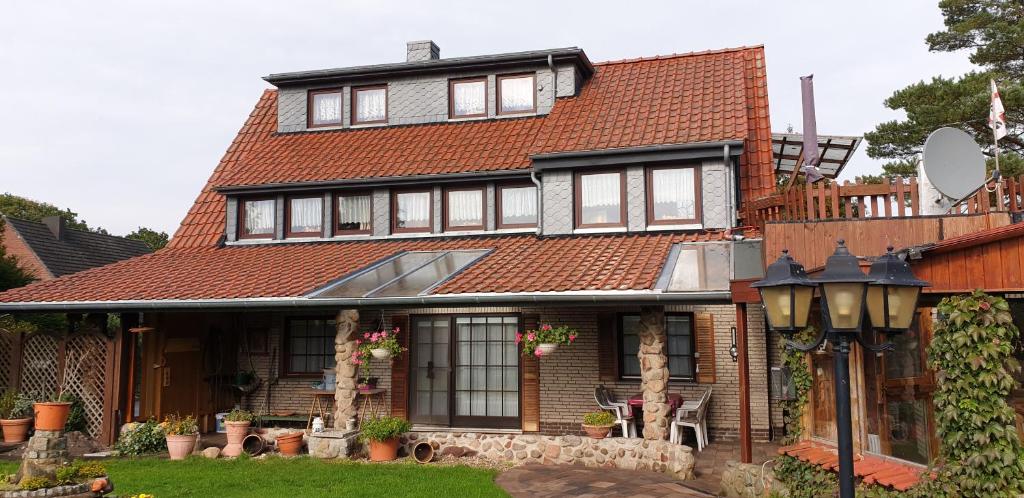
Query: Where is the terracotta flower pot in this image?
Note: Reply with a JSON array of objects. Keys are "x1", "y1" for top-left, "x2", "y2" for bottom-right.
[
  {"x1": 582, "y1": 424, "x2": 614, "y2": 439},
  {"x1": 1, "y1": 418, "x2": 32, "y2": 443},
  {"x1": 370, "y1": 348, "x2": 391, "y2": 359},
  {"x1": 222, "y1": 420, "x2": 251, "y2": 457},
  {"x1": 276, "y1": 432, "x2": 304, "y2": 456},
  {"x1": 368, "y1": 437, "x2": 400, "y2": 462},
  {"x1": 167, "y1": 433, "x2": 198, "y2": 460},
  {"x1": 33, "y1": 401, "x2": 72, "y2": 431},
  {"x1": 537, "y1": 343, "x2": 558, "y2": 355}
]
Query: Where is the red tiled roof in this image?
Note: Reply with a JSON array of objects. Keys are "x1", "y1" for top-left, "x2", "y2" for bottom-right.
[
  {"x1": 0, "y1": 231, "x2": 742, "y2": 304},
  {"x1": 779, "y1": 441, "x2": 928, "y2": 492},
  {"x1": 167, "y1": 45, "x2": 773, "y2": 250}
]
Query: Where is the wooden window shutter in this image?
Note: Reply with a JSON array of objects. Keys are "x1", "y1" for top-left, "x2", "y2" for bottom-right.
[
  {"x1": 521, "y1": 313, "x2": 540, "y2": 432},
  {"x1": 596, "y1": 312, "x2": 618, "y2": 382},
  {"x1": 390, "y1": 314, "x2": 410, "y2": 419},
  {"x1": 695, "y1": 312, "x2": 716, "y2": 384}
]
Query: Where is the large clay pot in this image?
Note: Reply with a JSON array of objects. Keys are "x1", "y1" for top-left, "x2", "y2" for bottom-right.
[
  {"x1": 166, "y1": 434, "x2": 198, "y2": 460},
  {"x1": 33, "y1": 402, "x2": 72, "y2": 431},
  {"x1": 221, "y1": 420, "x2": 251, "y2": 457},
  {"x1": 582, "y1": 424, "x2": 614, "y2": 439},
  {"x1": 276, "y1": 432, "x2": 304, "y2": 456},
  {"x1": 368, "y1": 437, "x2": 400, "y2": 462},
  {"x1": 0, "y1": 418, "x2": 32, "y2": 443}
]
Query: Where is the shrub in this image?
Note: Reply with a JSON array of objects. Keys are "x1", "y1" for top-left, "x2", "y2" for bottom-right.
[
  {"x1": 55, "y1": 464, "x2": 79, "y2": 485},
  {"x1": 771, "y1": 454, "x2": 836, "y2": 498},
  {"x1": 19, "y1": 477, "x2": 53, "y2": 491},
  {"x1": 582, "y1": 411, "x2": 616, "y2": 426},
  {"x1": 0, "y1": 390, "x2": 35, "y2": 419},
  {"x1": 114, "y1": 419, "x2": 167, "y2": 455},
  {"x1": 928, "y1": 291, "x2": 1024, "y2": 497},
  {"x1": 60, "y1": 393, "x2": 87, "y2": 433},
  {"x1": 161, "y1": 414, "x2": 198, "y2": 436},
  {"x1": 225, "y1": 408, "x2": 254, "y2": 423},
  {"x1": 359, "y1": 416, "x2": 411, "y2": 442}
]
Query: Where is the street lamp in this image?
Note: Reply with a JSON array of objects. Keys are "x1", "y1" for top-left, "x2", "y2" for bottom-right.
[
  {"x1": 866, "y1": 246, "x2": 930, "y2": 332},
  {"x1": 754, "y1": 240, "x2": 929, "y2": 498}
]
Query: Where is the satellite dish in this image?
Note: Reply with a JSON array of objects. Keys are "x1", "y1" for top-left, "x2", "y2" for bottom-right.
[{"x1": 922, "y1": 127, "x2": 986, "y2": 200}]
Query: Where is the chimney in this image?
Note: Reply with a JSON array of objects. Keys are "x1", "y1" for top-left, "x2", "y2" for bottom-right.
[
  {"x1": 42, "y1": 216, "x2": 66, "y2": 240},
  {"x1": 406, "y1": 40, "x2": 440, "y2": 62}
]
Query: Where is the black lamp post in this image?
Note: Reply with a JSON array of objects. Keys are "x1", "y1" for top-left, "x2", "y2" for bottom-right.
[{"x1": 753, "y1": 240, "x2": 928, "y2": 498}]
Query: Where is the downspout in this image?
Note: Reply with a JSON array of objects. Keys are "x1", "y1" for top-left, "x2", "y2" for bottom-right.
[
  {"x1": 724, "y1": 144, "x2": 735, "y2": 229},
  {"x1": 547, "y1": 54, "x2": 558, "y2": 99},
  {"x1": 531, "y1": 170, "x2": 543, "y2": 235}
]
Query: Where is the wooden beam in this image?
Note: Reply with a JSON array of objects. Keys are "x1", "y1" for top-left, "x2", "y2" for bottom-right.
[{"x1": 736, "y1": 304, "x2": 752, "y2": 463}]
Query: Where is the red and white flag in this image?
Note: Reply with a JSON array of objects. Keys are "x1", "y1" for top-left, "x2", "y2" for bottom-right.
[{"x1": 990, "y1": 79, "x2": 1008, "y2": 141}]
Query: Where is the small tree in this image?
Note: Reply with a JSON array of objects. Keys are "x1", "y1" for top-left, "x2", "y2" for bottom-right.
[{"x1": 928, "y1": 291, "x2": 1024, "y2": 497}]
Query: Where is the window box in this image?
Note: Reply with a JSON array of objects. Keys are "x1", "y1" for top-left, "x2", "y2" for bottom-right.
[
  {"x1": 392, "y1": 189, "x2": 433, "y2": 233},
  {"x1": 238, "y1": 197, "x2": 276, "y2": 239},
  {"x1": 497, "y1": 74, "x2": 536, "y2": 115},
  {"x1": 574, "y1": 170, "x2": 626, "y2": 229},
  {"x1": 285, "y1": 195, "x2": 324, "y2": 238},
  {"x1": 449, "y1": 77, "x2": 488, "y2": 119},
  {"x1": 334, "y1": 192, "x2": 373, "y2": 235},
  {"x1": 443, "y1": 186, "x2": 486, "y2": 231},
  {"x1": 496, "y1": 183, "x2": 538, "y2": 229},
  {"x1": 352, "y1": 85, "x2": 387, "y2": 124},
  {"x1": 646, "y1": 165, "x2": 702, "y2": 225},
  {"x1": 307, "y1": 88, "x2": 343, "y2": 128}
]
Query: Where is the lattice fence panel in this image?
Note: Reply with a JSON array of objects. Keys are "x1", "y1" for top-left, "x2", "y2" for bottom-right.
[
  {"x1": 63, "y1": 333, "x2": 109, "y2": 437},
  {"x1": 0, "y1": 330, "x2": 13, "y2": 391},
  {"x1": 20, "y1": 333, "x2": 58, "y2": 399}
]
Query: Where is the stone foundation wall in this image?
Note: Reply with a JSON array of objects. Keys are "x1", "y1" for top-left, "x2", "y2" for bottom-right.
[{"x1": 400, "y1": 432, "x2": 695, "y2": 480}]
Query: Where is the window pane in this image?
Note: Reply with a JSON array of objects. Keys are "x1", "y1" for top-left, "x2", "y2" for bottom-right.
[
  {"x1": 396, "y1": 191, "x2": 431, "y2": 229},
  {"x1": 289, "y1": 197, "x2": 323, "y2": 234},
  {"x1": 311, "y1": 92, "x2": 342, "y2": 126},
  {"x1": 446, "y1": 189, "x2": 483, "y2": 228},
  {"x1": 500, "y1": 186, "x2": 537, "y2": 226},
  {"x1": 337, "y1": 194, "x2": 371, "y2": 232},
  {"x1": 452, "y1": 80, "x2": 486, "y2": 117},
  {"x1": 354, "y1": 87, "x2": 386, "y2": 123},
  {"x1": 500, "y1": 76, "x2": 534, "y2": 113},
  {"x1": 244, "y1": 199, "x2": 275, "y2": 235},
  {"x1": 651, "y1": 168, "x2": 697, "y2": 221},
  {"x1": 580, "y1": 173, "x2": 622, "y2": 225}
]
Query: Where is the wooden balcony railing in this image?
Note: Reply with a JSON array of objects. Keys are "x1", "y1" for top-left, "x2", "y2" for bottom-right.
[{"x1": 745, "y1": 175, "x2": 1024, "y2": 226}]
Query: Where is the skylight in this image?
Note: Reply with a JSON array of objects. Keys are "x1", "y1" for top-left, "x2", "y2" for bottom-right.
[
  {"x1": 657, "y1": 243, "x2": 732, "y2": 292},
  {"x1": 311, "y1": 250, "x2": 491, "y2": 298}
]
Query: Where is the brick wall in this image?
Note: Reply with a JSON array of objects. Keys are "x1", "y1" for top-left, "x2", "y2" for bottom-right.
[
  {"x1": 241, "y1": 304, "x2": 775, "y2": 442},
  {"x1": 1, "y1": 222, "x2": 51, "y2": 280}
]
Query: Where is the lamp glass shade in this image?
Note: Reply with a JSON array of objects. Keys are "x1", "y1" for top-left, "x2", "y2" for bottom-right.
[
  {"x1": 760, "y1": 285, "x2": 814, "y2": 331},
  {"x1": 822, "y1": 282, "x2": 866, "y2": 330},
  {"x1": 866, "y1": 285, "x2": 920, "y2": 331}
]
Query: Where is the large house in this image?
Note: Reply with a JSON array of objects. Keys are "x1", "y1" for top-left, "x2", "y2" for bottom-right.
[{"x1": 0, "y1": 41, "x2": 780, "y2": 451}]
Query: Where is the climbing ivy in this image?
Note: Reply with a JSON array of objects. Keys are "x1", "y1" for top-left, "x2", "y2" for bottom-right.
[
  {"x1": 780, "y1": 326, "x2": 815, "y2": 444},
  {"x1": 771, "y1": 454, "x2": 836, "y2": 498},
  {"x1": 928, "y1": 290, "x2": 1024, "y2": 497}
]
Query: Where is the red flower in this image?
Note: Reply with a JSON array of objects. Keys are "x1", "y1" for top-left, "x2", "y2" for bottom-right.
[
  {"x1": 515, "y1": 332, "x2": 523, "y2": 344},
  {"x1": 980, "y1": 301, "x2": 991, "y2": 311},
  {"x1": 534, "y1": 349, "x2": 543, "y2": 357},
  {"x1": 568, "y1": 334, "x2": 576, "y2": 343}
]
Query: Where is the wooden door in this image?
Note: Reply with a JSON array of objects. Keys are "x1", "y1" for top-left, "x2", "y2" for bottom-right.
[
  {"x1": 810, "y1": 350, "x2": 837, "y2": 441},
  {"x1": 159, "y1": 337, "x2": 202, "y2": 418}
]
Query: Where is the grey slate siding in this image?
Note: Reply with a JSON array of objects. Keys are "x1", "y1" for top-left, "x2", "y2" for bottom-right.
[
  {"x1": 541, "y1": 170, "x2": 573, "y2": 235},
  {"x1": 485, "y1": 184, "x2": 497, "y2": 231},
  {"x1": 626, "y1": 167, "x2": 646, "y2": 231},
  {"x1": 373, "y1": 189, "x2": 390, "y2": 236},
  {"x1": 277, "y1": 87, "x2": 307, "y2": 133},
  {"x1": 701, "y1": 160, "x2": 731, "y2": 229},
  {"x1": 432, "y1": 186, "x2": 443, "y2": 234},
  {"x1": 225, "y1": 198, "x2": 238, "y2": 242}
]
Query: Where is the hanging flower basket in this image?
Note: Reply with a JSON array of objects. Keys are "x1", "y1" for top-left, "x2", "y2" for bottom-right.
[
  {"x1": 517, "y1": 324, "x2": 577, "y2": 358},
  {"x1": 370, "y1": 348, "x2": 391, "y2": 359},
  {"x1": 353, "y1": 328, "x2": 407, "y2": 380}
]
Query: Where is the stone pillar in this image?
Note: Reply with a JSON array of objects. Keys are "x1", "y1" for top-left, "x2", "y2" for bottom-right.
[
  {"x1": 638, "y1": 306, "x2": 671, "y2": 440},
  {"x1": 334, "y1": 309, "x2": 360, "y2": 427},
  {"x1": 14, "y1": 430, "x2": 69, "y2": 485}
]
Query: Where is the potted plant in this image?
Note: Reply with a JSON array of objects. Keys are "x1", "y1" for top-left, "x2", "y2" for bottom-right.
[
  {"x1": 357, "y1": 377, "x2": 379, "y2": 393},
  {"x1": 581, "y1": 410, "x2": 617, "y2": 439},
  {"x1": 0, "y1": 390, "x2": 35, "y2": 443},
  {"x1": 221, "y1": 408, "x2": 253, "y2": 457},
  {"x1": 35, "y1": 340, "x2": 96, "y2": 431},
  {"x1": 353, "y1": 327, "x2": 406, "y2": 390},
  {"x1": 161, "y1": 414, "x2": 198, "y2": 460},
  {"x1": 359, "y1": 416, "x2": 411, "y2": 462},
  {"x1": 516, "y1": 324, "x2": 578, "y2": 358}
]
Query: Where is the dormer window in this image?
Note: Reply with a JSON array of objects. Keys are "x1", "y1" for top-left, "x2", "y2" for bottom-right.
[
  {"x1": 308, "y1": 89, "x2": 343, "y2": 128},
  {"x1": 352, "y1": 85, "x2": 387, "y2": 124},
  {"x1": 497, "y1": 74, "x2": 536, "y2": 115},
  {"x1": 575, "y1": 170, "x2": 625, "y2": 229},
  {"x1": 240, "y1": 198, "x2": 276, "y2": 239},
  {"x1": 444, "y1": 186, "x2": 485, "y2": 231},
  {"x1": 335, "y1": 192, "x2": 372, "y2": 235},
  {"x1": 646, "y1": 165, "x2": 701, "y2": 225},
  {"x1": 392, "y1": 189, "x2": 433, "y2": 233},
  {"x1": 497, "y1": 183, "x2": 537, "y2": 229},
  {"x1": 449, "y1": 77, "x2": 487, "y2": 118},
  {"x1": 287, "y1": 196, "x2": 324, "y2": 237}
]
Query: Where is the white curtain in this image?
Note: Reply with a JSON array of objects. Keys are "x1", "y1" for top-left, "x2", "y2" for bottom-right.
[
  {"x1": 397, "y1": 192, "x2": 431, "y2": 228},
  {"x1": 337, "y1": 194, "x2": 371, "y2": 231},
  {"x1": 500, "y1": 186, "x2": 537, "y2": 225},
  {"x1": 580, "y1": 173, "x2": 621, "y2": 224},
  {"x1": 312, "y1": 92, "x2": 341, "y2": 125},
  {"x1": 500, "y1": 76, "x2": 533, "y2": 113},
  {"x1": 453, "y1": 81, "x2": 486, "y2": 116},
  {"x1": 447, "y1": 190, "x2": 483, "y2": 227},
  {"x1": 355, "y1": 88, "x2": 386, "y2": 122},
  {"x1": 244, "y1": 199, "x2": 275, "y2": 235},
  {"x1": 290, "y1": 197, "x2": 323, "y2": 233},
  {"x1": 652, "y1": 168, "x2": 696, "y2": 221}
]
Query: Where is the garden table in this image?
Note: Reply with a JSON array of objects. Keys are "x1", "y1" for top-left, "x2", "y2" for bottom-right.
[
  {"x1": 306, "y1": 389, "x2": 335, "y2": 432},
  {"x1": 356, "y1": 388, "x2": 387, "y2": 428},
  {"x1": 626, "y1": 393, "x2": 684, "y2": 413}
]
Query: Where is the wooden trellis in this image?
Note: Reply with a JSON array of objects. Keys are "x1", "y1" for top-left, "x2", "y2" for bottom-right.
[
  {"x1": 19, "y1": 333, "x2": 59, "y2": 399},
  {"x1": 0, "y1": 330, "x2": 13, "y2": 391},
  {"x1": 61, "y1": 332, "x2": 109, "y2": 437}
]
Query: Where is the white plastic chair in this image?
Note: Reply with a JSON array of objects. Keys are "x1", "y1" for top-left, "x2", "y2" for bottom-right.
[
  {"x1": 594, "y1": 386, "x2": 637, "y2": 438},
  {"x1": 670, "y1": 387, "x2": 712, "y2": 450}
]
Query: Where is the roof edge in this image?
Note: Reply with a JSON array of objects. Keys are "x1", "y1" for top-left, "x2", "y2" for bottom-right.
[{"x1": 531, "y1": 140, "x2": 744, "y2": 170}]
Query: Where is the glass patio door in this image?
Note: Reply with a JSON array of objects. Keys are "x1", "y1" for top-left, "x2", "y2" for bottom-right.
[{"x1": 409, "y1": 315, "x2": 520, "y2": 428}]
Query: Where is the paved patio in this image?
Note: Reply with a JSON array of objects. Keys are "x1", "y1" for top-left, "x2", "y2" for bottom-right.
[{"x1": 496, "y1": 440, "x2": 781, "y2": 497}]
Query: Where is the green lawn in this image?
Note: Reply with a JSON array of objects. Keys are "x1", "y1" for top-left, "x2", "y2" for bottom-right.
[{"x1": 0, "y1": 457, "x2": 508, "y2": 498}]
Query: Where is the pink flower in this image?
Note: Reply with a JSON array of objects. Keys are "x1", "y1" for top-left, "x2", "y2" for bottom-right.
[
  {"x1": 541, "y1": 324, "x2": 552, "y2": 331},
  {"x1": 534, "y1": 349, "x2": 543, "y2": 357},
  {"x1": 371, "y1": 333, "x2": 380, "y2": 342},
  {"x1": 355, "y1": 339, "x2": 362, "y2": 345},
  {"x1": 363, "y1": 332, "x2": 370, "y2": 339},
  {"x1": 393, "y1": 327, "x2": 400, "y2": 333},
  {"x1": 515, "y1": 332, "x2": 523, "y2": 344},
  {"x1": 381, "y1": 330, "x2": 388, "y2": 338},
  {"x1": 568, "y1": 334, "x2": 576, "y2": 343},
  {"x1": 527, "y1": 332, "x2": 536, "y2": 342}
]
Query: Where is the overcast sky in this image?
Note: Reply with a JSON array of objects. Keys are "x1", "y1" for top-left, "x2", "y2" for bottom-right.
[{"x1": 0, "y1": 1, "x2": 978, "y2": 236}]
